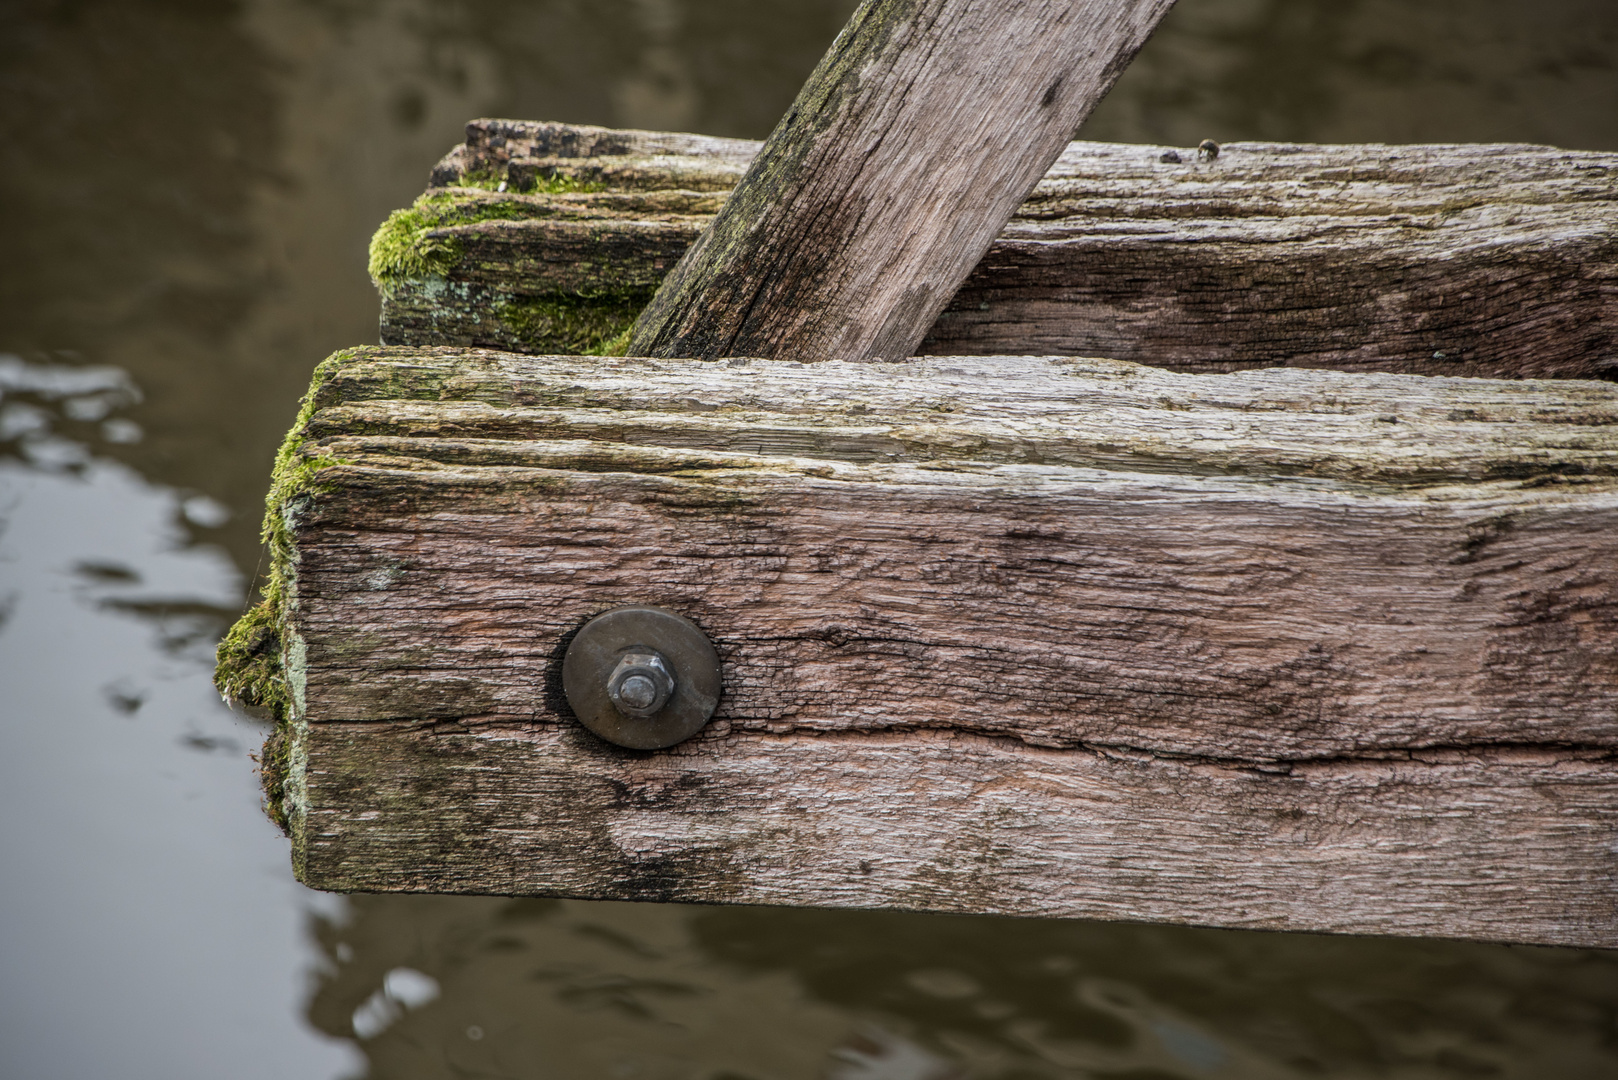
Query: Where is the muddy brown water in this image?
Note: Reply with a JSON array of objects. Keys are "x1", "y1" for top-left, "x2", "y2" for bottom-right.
[{"x1": 2, "y1": 2, "x2": 1616, "y2": 1078}]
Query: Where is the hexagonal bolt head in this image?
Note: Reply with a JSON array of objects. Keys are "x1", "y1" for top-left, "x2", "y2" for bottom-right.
[{"x1": 606, "y1": 650, "x2": 675, "y2": 718}]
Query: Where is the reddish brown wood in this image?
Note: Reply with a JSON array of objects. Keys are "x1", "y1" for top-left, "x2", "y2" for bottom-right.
[{"x1": 230, "y1": 346, "x2": 1618, "y2": 946}]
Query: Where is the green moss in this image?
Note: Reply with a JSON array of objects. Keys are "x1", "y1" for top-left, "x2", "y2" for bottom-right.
[
  {"x1": 453, "y1": 167, "x2": 605, "y2": 196},
  {"x1": 215, "y1": 599, "x2": 287, "y2": 718},
  {"x1": 214, "y1": 350, "x2": 356, "y2": 832},
  {"x1": 216, "y1": 598, "x2": 294, "y2": 831},
  {"x1": 497, "y1": 291, "x2": 650, "y2": 355},
  {"x1": 367, "y1": 205, "x2": 464, "y2": 288},
  {"x1": 368, "y1": 178, "x2": 605, "y2": 291},
  {"x1": 257, "y1": 722, "x2": 292, "y2": 833},
  {"x1": 590, "y1": 325, "x2": 635, "y2": 358}
]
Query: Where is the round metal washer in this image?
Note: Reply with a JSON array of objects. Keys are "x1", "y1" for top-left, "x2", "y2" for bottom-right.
[{"x1": 562, "y1": 606, "x2": 721, "y2": 749}]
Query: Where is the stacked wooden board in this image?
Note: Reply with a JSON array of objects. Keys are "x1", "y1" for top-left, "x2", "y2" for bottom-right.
[
  {"x1": 374, "y1": 120, "x2": 1617, "y2": 377},
  {"x1": 217, "y1": 121, "x2": 1618, "y2": 947}
]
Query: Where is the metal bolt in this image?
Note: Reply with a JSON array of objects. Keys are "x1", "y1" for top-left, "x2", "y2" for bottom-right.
[
  {"x1": 563, "y1": 605, "x2": 722, "y2": 750},
  {"x1": 606, "y1": 650, "x2": 674, "y2": 718}
]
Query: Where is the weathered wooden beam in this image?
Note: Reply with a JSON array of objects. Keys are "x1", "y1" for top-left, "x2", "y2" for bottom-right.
[
  {"x1": 623, "y1": 0, "x2": 1179, "y2": 362},
  {"x1": 376, "y1": 122, "x2": 1618, "y2": 379},
  {"x1": 228, "y1": 345, "x2": 1618, "y2": 946}
]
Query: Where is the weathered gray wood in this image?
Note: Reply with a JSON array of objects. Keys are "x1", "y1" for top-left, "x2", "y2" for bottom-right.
[
  {"x1": 624, "y1": 0, "x2": 1180, "y2": 362},
  {"x1": 244, "y1": 345, "x2": 1618, "y2": 946},
  {"x1": 380, "y1": 123, "x2": 1618, "y2": 379},
  {"x1": 302, "y1": 724, "x2": 1617, "y2": 947}
]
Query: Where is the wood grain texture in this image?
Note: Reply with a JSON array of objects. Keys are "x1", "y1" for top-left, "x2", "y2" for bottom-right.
[
  {"x1": 300, "y1": 724, "x2": 1618, "y2": 947},
  {"x1": 383, "y1": 124, "x2": 1618, "y2": 378},
  {"x1": 625, "y1": 0, "x2": 1180, "y2": 361},
  {"x1": 276, "y1": 346, "x2": 1618, "y2": 945},
  {"x1": 942, "y1": 141, "x2": 1618, "y2": 379}
]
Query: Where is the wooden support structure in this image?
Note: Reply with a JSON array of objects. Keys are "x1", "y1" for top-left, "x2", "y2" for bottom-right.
[
  {"x1": 239, "y1": 346, "x2": 1618, "y2": 947},
  {"x1": 377, "y1": 121, "x2": 1618, "y2": 379},
  {"x1": 223, "y1": 0, "x2": 1618, "y2": 947}
]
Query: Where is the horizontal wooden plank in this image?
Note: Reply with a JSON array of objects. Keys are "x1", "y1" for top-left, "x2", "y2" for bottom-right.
[
  {"x1": 375, "y1": 121, "x2": 1618, "y2": 378},
  {"x1": 260, "y1": 347, "x2": 1618, "y2": 944}
]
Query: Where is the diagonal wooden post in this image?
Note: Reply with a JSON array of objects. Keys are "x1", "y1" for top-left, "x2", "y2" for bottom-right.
[{"x1": 626, "y1": 0, "x2": 1179, "y2": 363}]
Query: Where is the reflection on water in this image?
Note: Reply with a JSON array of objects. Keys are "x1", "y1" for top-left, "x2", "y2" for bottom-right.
[
  {"x1": 0, "y1": 358, "x2": 359, "y2": 1080},
  {"x1": 2, "y1": 1, "x2": 1616, "y2": 1077},
  {"x1": 1083, "y1": 0, "x2": 1618, "y2": 149},
  {"x1": 307, "y1": 897, "x2": 1618, "y2": 1078}
]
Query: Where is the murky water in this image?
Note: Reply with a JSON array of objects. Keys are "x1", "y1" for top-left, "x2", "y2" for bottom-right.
[{"x1": 2, "y1": 2, "x2": 1616, "y2": 1077}]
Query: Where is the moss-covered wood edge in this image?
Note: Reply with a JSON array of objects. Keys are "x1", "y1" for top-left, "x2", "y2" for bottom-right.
[
  {"x1": 369, "y1": 174, "x2": 655, "y2": 357},
  {"x1": 221, "y1": 342, "x2": 1618, "y2": 832},
  {"x1": 219, "y1": 344, "x2": 614, "y2": 831},
  {"x1": 394, "y1": 121, "x2": 1618, "y2": 380},
  {"x1": 214, "y1": 348, "x2": 372, "y2": 831}
]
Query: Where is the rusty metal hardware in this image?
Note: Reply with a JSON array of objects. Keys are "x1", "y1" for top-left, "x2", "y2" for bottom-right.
[{"x1": 562, "y1": 606, "x2": 721, "y2": 749}]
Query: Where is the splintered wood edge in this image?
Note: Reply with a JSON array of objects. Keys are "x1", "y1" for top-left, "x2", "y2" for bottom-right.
[
  {"x1": 302, "y1": 347, "x2": 1618, "y2": 487},
  {"x1": 439, "y1": 118, "x2": 1618, "y2": 200},
  {"x1": 426, "y1": 130, "x2": 1618, "y2": 236}
]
